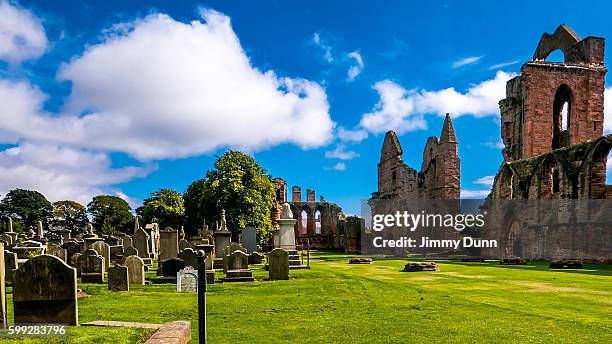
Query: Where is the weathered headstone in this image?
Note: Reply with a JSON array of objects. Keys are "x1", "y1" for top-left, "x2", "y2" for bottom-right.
[
  {"x1": 213, "y1": 210, "x2": 232, "y2": 258},
  {"x1": 178, "y1": 248, "x2": 198, "y2": 269},
  {"x1": 278, "y1": 203, "x2": 297, "y2": 250},
  {"x1": 160, "y1": 258, "x2": 186, "y2": 283},
  {"x1": 121, "y1": 234, "x2": 133, "y2": 248},
  {"x1": 178, "y1": 239, "x2": 191, "y2": 251},
  {"x1": 124, "y1": 255, "x2": 145, "y2": 285},
  {"x1": 108, "y1": 265, "x2": 129, "y2": 292},
  {"x1": 13, "y1": 255, "x2": 78, "y2": 325},
  {"x1": 124, "y1": 246, "x2": 138, "y2": 257},
  {"x1": 176, "y1": 266, "x2": 198, "y2": 292},
  {"x1": 4, "y1": 250, "x2": 17, "y2": 285},
  {"x1": 223, "y1": 250, "x2": 254, "y2": 282},
  {"x1": 62, "y1": 240, "x2": 81, "y2": 259},
  {"x1": 248, "y1": 252, "x2": 265, "y2": 265},
  {"x1": 159, "y1": 227, "x2": 179, "y2": 262},
  {"x1": 240, "y1": 226, "x2": 257, "y2": 253},
  {"x1": 133, "y1": 227, "x2": 151, "y2": 263},
  {"x1": 78, "y1": 249, "x2": 105, "y2": 283},
  {"x1": 47, "y1": 244, "x2": 67, "y2": 262},
  {"x1": 90, "y1": 241, "x2": 111, "y2": 270},
  {"x1": 223, "y1": 242, "x2": 246, "y2": 273},
  {"x1": 268, "y1": 249, "x2": 289, "y2": 280}
]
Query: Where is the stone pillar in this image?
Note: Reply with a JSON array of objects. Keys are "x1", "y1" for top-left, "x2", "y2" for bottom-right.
[
  {"x1": 159, "y1": 228, "x2": 179, "y2": 262},
  {"x1": 278, "y1": 203, "x2": 297, "y2": 250},
  {"x1": 213, "y1": 210, "x2": 232, "y2": 258}
]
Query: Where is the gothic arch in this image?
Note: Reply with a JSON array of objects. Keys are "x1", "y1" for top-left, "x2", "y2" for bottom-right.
[{"x1": 552, "y1": 84, "x2": 573, "y2": 150}]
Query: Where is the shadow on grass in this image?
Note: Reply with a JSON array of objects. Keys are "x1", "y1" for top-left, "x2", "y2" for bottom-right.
[{"x1": 441, "y1": 260, "x2": 612, "y2": 276}]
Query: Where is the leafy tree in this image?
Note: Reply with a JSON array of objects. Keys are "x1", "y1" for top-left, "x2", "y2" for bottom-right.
[
  {"x1": 52, "y1": 200, "x2": 89, "y2": 236},
  {"x1": 136, "y1": 189, "x2": 184, "y2": 230},
  {"x1": 183, "y1": 150, "x2": 275, "y2": 242},
  {"x1": 184, "y1": 179, "x2": 207, "y2": 236},
  {"x1": 0, "y1": 189, "x2": 53, "y2": 231},
  {"x1": 87, "y1": 195, "x2": 134, "y2": 235}
]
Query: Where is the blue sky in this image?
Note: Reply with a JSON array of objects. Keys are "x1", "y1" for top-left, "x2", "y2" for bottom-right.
[{"x1": 0, "y1": 0, "x2": 611, "y2": 215}]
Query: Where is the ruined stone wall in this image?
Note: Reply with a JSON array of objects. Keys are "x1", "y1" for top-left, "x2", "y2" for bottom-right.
[
  {"x1": 484, "y1": 26, "x2": 611, "y2": 261},
  {"x1": 371, "y1": 114, "x2": 460, "y2": 202}
]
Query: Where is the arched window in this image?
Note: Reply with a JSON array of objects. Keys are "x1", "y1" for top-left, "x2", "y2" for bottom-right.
[
  {"x1": 314, "y1": 210, "x2": 321, "y2": 235},
  {"x1": 552, "y1": 85, "x2": 572, "y2": 150},
  {"x1": 300, "y1": 210, "x2": 308, "y2": 235}
]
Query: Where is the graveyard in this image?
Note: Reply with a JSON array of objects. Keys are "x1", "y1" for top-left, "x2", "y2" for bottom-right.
[{"x1": 0, "y1": 251, "x2": 610, "y2": 343}]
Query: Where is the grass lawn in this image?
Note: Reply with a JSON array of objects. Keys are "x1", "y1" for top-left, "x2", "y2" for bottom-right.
[{"x1": 1, "y1": 251, "x2": 611, "y2": 343}]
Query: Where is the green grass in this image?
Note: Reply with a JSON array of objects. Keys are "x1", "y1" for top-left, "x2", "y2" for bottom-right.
[{"x1": 1, "y1": 251, "x2": 611, "y2": 343}]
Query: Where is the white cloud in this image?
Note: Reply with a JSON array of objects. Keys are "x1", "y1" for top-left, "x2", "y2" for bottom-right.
[
  {"x1": 482, "y1": 139, "x2": 505, "y2": 149},
  {"x1": 474, "y1": 175, "x2": 495, "y2": 187},
  {"x1": 359, "y1": 71, "x2": 516, "y2": 134},
  {"x1": 460, "y1": 189, "x2": 490, "y2": 198},
  {"x1": 0, "y1": 9, "x2": 334, "y2": 203},
  {"x1": 452, "y1": 55, "x2": 484, "y2": 68},
  {"x1": 488, "y1": 60, "x2": 520, "y2": 70},
  {"x1": 346, "y1": 51, "x2": 364, "y2": 81},
  {"x1": 604, "y1": 87, "x2": 612, "y2": 134},
  {"x1": 0, "y1": 143, "x2": 155, "y2": 205},
  {"x1": 312, "y1": 33, "x2": 333, "y2": 63},
  {"x1": 0, "y1": 10, "x2": 334, "y2": 161},
  {"x1": 0, "y1": 0, "x2": 47, "y2": 63},
  {"x1": 325, "y1": 144, "x2": 359, "y2": 160},
  {"x1": 337, "y1": 127, "x2": 367, "y2": 143},
  {"x1": 324, "y1": 162, "x2": 346, "y2": 171}
]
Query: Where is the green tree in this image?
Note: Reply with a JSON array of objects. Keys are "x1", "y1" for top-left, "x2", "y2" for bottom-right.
[
  {"x1": 183, "y1": 150, "x2": 275, "y2": 242},
  {"x1": 52, "y1": 200, "x2": 89, "y2": 236},
  {"x1": 136, "y1": 189, "x2": 184, "y2": 230},
  {"x1": 87, "y1": 195, "x2": 134, "y2": 235},
  {"x1": 0, "y1": 189, "x2": 53, "y2": 231}
]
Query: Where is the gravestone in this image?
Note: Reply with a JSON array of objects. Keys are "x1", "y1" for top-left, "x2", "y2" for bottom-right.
[
  {"x1": 108, "y1": 265, "x2": 129, "y2": 292},
  {"x1": 177, "y1": 248, "x2": 198, "y2": 269},
  {"x1": 176, "y1": 266, "x2": 198, "y2": 293},
  {"x1": 70, "y1": 253, "x2": 81, "y2": 276},
  {"x1": 268, "y1": 249, "x2": 289, "y2": 280},
  {"x1": 109, "y1": 245, "x2": 124, "y2": 264},
  {"x1": 90, "y1": 241, "x2": 111, "y2": 270},
  {"x1": 47, "y1": 244, "x2": 67, "y2": 262},
  {"x1": 78, "y1": 249, "x2": 105, "y2": 283},
  {"x1": 62, "y1": 240, "x2": 81, "y2": 259},
  {"x1": 159, "y1": 228, "x2": 179, "y2": 262},
  {"x1": 0, "y1": 233, "x2": 12, "y2": 246},
  {"x1": 278, "y1": 203, "x2": 297, "y2": 250},
  {"x1": 13, "y1": 255, "x2": 78, "y2": 325},
  {"x1": 223, "y1": 250, "x2": 254, "y2": 282},
  {"x1": 178, "y1": 239, "x2": 191, "y2": 251},
  {"x1": 248, "y1": 252, "x2": 265, "y2": 265},
  {"x1": 223, "y1": 242, "x2": 247, "y2": 273},
  {"x1": 402, "y1": 262, "x2": 439, "y2": 272},
  {"x1": 121, "y1": 234, "x2": 133, "y2": 248},
  {"x1": 160, "y1": 258, "x2": 186, "y2": 283},
  {"x1": 213, "y1": 210, "x2": 232, "y2": 258},
  {"x1": 240, "y1": 227, "x2": 257, "y2": 253},
  {"x1": 4, "y1": 250, "x2": 17, "y2": 285},
  {"x1": 133, "y1": 227, "x2": 152, "y2": 264},
  {"x1": 124, "y1": 255, "x2": 145, "y2": 285},
  {"x1": 124, "y1": 246, "x2": 138, "y2": 257}
]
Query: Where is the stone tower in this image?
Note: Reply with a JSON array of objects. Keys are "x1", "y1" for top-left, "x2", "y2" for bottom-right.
[
  {"x1": 371, "y1": 114, "x2": 461, "y2": 200},
  {"x1": 499, "y1": 25, "x2": 606, "y2": 161}
]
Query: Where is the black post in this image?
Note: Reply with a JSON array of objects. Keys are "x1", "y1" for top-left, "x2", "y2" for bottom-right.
[{"x1": 196, "y1": 250, "x2": 207, "y2": 344}]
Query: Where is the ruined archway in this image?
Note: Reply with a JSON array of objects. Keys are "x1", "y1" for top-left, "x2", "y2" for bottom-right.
[
  {"x1": 505, "y1": 220, "x2": 522, "y2": 258},
  {"x1": 314, "y1": 210, "x2": 321, "y2": 235},
  {"x1": 552, "y1": 85, "x2": 572, "y2": 150},
  {"x1": 586, "y1": 139, "x2": 612, "y2": 199},
  {"x1": 496, "y1": 164, "x2": 515, "y2": 199}
]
